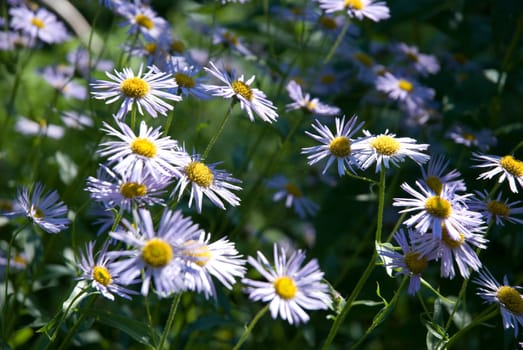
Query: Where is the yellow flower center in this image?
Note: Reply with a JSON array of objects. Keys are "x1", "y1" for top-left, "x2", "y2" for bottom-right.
[
  {"x1": 144, "y1": 43, "x2": 157, "y2": 54},
  {"x1": 370, "y1": 135, "x2": 401, "y2": 156},
  {"x1": 170, "y1": 40, "x2": 185, "y2": 53},
  {"x1": 120, "y1": 77, "x2": 150, "y2": 99},
  {"x1": 426, "y1": 176, "x2": 443, "y2": 195},
  {"x1": 183, "y1": 241, "x2": 212, "y2": 267},
  {"x1": 222, "y1": 31, "x2": 239, "y2": 46},
  {"x1": 328, "y1": 136, "x2": 351, "y2": 157},
  {"x1": 398, "y1": 79, "x2": 414, "y2": 92},
  {"x1": 497, "y1": 286, "x2": 523, "y2": 315},
  {"x1": 441, "y1": 225, "x2": 464, "y2": 249},
  {"x1": 31, "y1": 17, "x2": 45, "y2": 29},
  {"x1": 406, "y1": 52, "x2": 419, "y2": 62},
  {"x1": 284, "y1": 183, "x2": 302, "y2": 197},
  {"x1": 273, "y1": 276, "x2": 297, "y2": 299},
  {"x1": 305, "y1": 100, "x2": 317, "y2": 111},
  {"x1": 142, "y1": 238, "x2": 173, "y2": 267},
  {"x1": 344, "y1": 0, "x2": 364, "y2": 10},
  {"x1": 135, "y1": 14, "x2": 154, "y2": 30},
  {"x1": 425, "y1": 196, "x2": 452, "y2": 218},
  {"x1": 13, "y1": 255, "x2": 27, "y2": 266},
  {"x1": 319, "y1": 16, "x2": 338, "y2": 30},
  {"x1": 461, "y1": 133, "x2": 476, "y2": 141},
  {"x1": 499, "y1": 155, "x2": 523, "y2": 177},
  {"x1": 404, "y1": 252, "x2": 428, "y2": 274},
  {"x1": 354, "y1": 52, "x2": 374, "y2": 67},
  {"x1": 487, "y1": 200, "x2": 510, "y2": 217},
  {"x1": 92, "y1": 266, "x2": 112, "y2": 286},
  {"x1": 120, "y1": 182, "x2": 147, "y2": 198},
  {"x1": 174, "y1": 73, "x2": 195, "y2": 88},
  {"x1": 291, "y1": 7, "x2": 303, "y2": 16},
  {"x1": 320, "y1": 74, "x2": 335, "y2": 85},
  {"x1": 185, "y1": 161, "x2": 214, "y2": 188},
  {"x1": 130, "y1": 138, "x2": 157, "y2": 158},
  {"x1": 231, "y1": 80, "x2": 253, "y2": 101},
  {"x1": 32, "y1": 206, "x2": 44, "y2": 219}
]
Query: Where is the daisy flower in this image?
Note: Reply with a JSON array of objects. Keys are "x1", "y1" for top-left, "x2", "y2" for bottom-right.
[
  {"x1": 472, "y1": 152, "x2": 523, "y2": 193},
  {"x1": 393, "y1": 181, "x2": 484, "y2": 241},
  {"x1": 171, "y1": 148, "x2": 241, "y2": 213},
  {"x1": 316, "y1": 0, "x2": 391, "y2": 22},
  {"x1": 61, "y1": 111, "x2": 94, "y2": 130},
  {"x1": 85, "y1": 163, "x2": 171, "y2": 213},
  {"x1": 377, "y1": 229, "x2": 432, "y2": 295},
  {"x1": 212, "y1": 26, "x2": 253, "y2": 57},
  {"x1": 445, "y1": 124, "x2": 497, "y2": 152},
  {"x1": 38, "y1": 65, "x2": 87, "y2": 100},
  {"x1": 9, "y1": 182, "x2": 70, "y2": 234},
  {"x1": 356, "y1": 129, "x2": 430, "y2": 173},
  {"x1": 91, "y1": 65, "x2": 181, "y2": 120},
  {"x1": 285, "y1": 80, "x2": 340, "y2": 116},
  {"x1": 118, "y1": 3, "x2": 170, "y2": 40},
  {"x1": 375, "y1": 72, "x2": 435, "y2": 105},
  {"x1": 203, "y1": 61, "x2": 279, "y2": 123},
  {"x1": 394, "y1": 42, "x2": 440, "y2": 76},
  {"x1": 163, "y1": 59, "x2": 210, "y2": 99},
  {"x1": 301, "y1": 115, "x2": 365, "y2": 176},
  {"x1": 15, "y1": 116, "x2": 64, "y2": 140},
  {"x1": 419, "y1": 154, "x2": 467, "y2": 195},
  {"x1": 412, "y1": 222, "x2": 487, "y2": 279},
  {"x1": 469, "y1": 190, "x2": 523, "y2": 226},
  {"x1": 98, "y1": 120, "x2": 181, "y2": 180},
  {"x1": 9, "y1": 6, "x2": 70, "y2": 44},
  {"x1": 267, "y1": 175, "x2": 319, "y2": 219},
  {"x1": 180, "y1": 231, "x2": 246, "y2": 299},
  {"x1": 77, "y1": 241, "x2": 136, "y2": 300},
  {"x1": 109, "y1": 208, "x2": 202, "y2": 297},
  {"x1": 474, "y1": 268, "x2": 523, "y2": 337},
  {"x1": 242, "y1": 244, "x2": 331, "y2": 325}
]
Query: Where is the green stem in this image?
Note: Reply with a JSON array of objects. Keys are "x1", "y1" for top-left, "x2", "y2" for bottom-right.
[
  {"x1": 157, "y1": 293, "x2": 182, "y2": 350},
  {"x1": 322, "y1": 250, "x2": 379, "y2": 350},
  {"x1": 233, "y1": 304, "x2": 269, "y2": 350},
  {"x1": 375, "y1": 169, "x2": 386, "y2": 243},
  {"x1": 349, "y1": 276, "x2": 408, "y2": 350},
  {"x1": 130, "y1": 106, "x2": 137, "y2": 131},
  {"x1": 56, "y1": 295, "x2": 97, "y2": 350},
  {"x1": 444, "y1": 305, "x2": 498, "y2": 349},
  {"x1": 323, "y1": 16, "x2": 351, "y2": 64},
  {"x1": 202, "y1": 99, "x2": 236, "y2": 160}
]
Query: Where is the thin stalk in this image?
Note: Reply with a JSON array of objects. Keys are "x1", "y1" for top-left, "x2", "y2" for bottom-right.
[
  {"x1": 323, "y1": 16, "x2": 351, "y2": 64},
  {"x1": 375, "y1": 169, "x2": 386, "y2": 243},
  {"x1": 444, "y1": 304, "x2": 498, "y2": 349},
  {"x1": 233, "y1": 304, "x2": 269, "y2": 350},
  {"x1": 202, "y1": 99, "x2": 236, "y2": 160},
  {"x1": 56, "y1": 295, "x2": 97, "y2": 350},
  {"x1": 157, "y1": 293, "x2": 182, "y2": 350}
]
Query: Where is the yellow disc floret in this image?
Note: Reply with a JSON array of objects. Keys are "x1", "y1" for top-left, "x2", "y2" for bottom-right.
[
  {"x1": 426, "y1": 176, "x2": 443, "y2": 195},
  {"x1": 398, "y1": 79, "x2": 414, "y2": 92},
  {"x1": 274, "y1": 276, "x2": 298, "y2": 299},
  {"x1": 142, "y1": 238, "x2": 173, "y2": 267},
  {"x1": 487, "y1": 200, "x2": 510, "y2": 217},
  {"x1": 231, "y1": 80, "x2": 253, "y2": 101},
  {"x1": 135, "y1": 14, "x2": 154, "y2": 30},
  {"x1": 183, "y1": 241, "x2": 212, "y2": 267},
  {"x1": 441, "y1": 225, "x2": 464, "y2": 249},
  {"x1": 371, "y1": 135, "x2": 401, "y2": 156},
  {"x1": 404, "y1": 252, "x2": 428, "y2": 274},
  {"x1": 497, "y1": 286, "x2": 523, "y2": 315},
  {"x1": 120, "y1": 182, "x2": 147, "y2": 198},
  {"x1": 329, "y1": 136, "x2": 351, "y2": 157},
  {"x1": 425, "y1": 196, "x2": 452, "y2": 218},
  {"x1": 93, "y1": 266, "x2": 112, "y2": 286},
  {"x1": 120, "y1": 77, "x2": 150, "y2": 98},
  {"x1": 185, "y1": 162, "x2": 214, "y2": 188},
  {"x1": 344, "y1": 0, "x2": 364, "y2": 10},
  {"x1": 285, "y1": 183, "x2": 302, "y2": 197},
  {"x1": 31, "y1": 17, "x2": 45, "y2": 29},
  {"x1": 500, "y1": 155, "x2": 523, "y2": 177},
  {"x1": 130, "y1": 138, "x2": 157, "y2": 158},
  {"x1": 175, "y1": 73, "x2": 195, "y2": 88}
]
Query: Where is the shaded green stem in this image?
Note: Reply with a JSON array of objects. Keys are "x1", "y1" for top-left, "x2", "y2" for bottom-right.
[
  {"x1": 444, "y1": 304, "x2": 498, "y2": 349},
  {"x1": 233, "y1": 305, "x2": 269, "y2": 350},
  {"x1": 323, "y1": 16, "x2": 351, "y2": 64},
  {"x1": 57, "y1": 295, "x2": 97, "y2": 350},
  {"x1": 202, "y1": 99, "x2": 236, "y2": 160},
  {"x1": 157, "y1": 293, "x2": 182, "y2": 350}
]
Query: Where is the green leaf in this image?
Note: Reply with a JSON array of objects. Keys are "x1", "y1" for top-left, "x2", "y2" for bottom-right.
[
  {"x1": 8, "y1": 327, "x2": 34, "y2": 348},
  {"x1": 55, "y1": 151, "x2": 78, "y2": 185},
  {"x1": 82, "y1": 308, "x2": 160, "y2": 347}
]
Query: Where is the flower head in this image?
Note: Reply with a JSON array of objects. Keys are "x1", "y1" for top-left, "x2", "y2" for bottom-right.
[
  {"x1": 242, "y1": 244, "x2": 331, "y2": 325},
  {"x1": 301, "y1": 115, "x2": 365, "y2": 176},
  {"x1": 9, "y1": 6, "x2": 69, "y2": 44},
  {"x1": 78, "y1": 241, "x2": 136, "y2": 300},
  {"x1": 203, "y1": 61, "x2": 278, "y2": 123},
  {"x1": 9, "y1": 182, "x2": 70, "y2": 234},
  {"x1": 469, "y1": 190, "x2": 523, "y2": 226},
  {"x1": 267, "y1": 175, "x2": 319, "y2": 219},
  {"x1": 285, "y1": 80, "x2": 340, "y2": 116},
  {"x1": 316, "y1": 0, "x2": 391, "y2": 22},
  {"x1": 472, "y1": 153, "x2": 523, "y2": 193},
  {"x1": 91, "y1": 65, "x2": 181, "y2": 120},
  {"x1": 356, "y1": 130, "x2": 430, "y2": 172},
  {"x1": 171, "y1": 148, "x2": 241, "y2": 213},
  {"x1": 474, "y1": 268, "x2": 523, "y2": 337}
]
